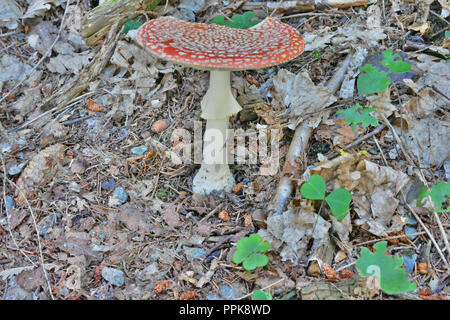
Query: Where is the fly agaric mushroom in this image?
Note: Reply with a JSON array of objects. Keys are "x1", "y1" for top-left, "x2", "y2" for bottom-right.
[{"x1": 136, "y1": 16, "x2": 305, "y2": 194}]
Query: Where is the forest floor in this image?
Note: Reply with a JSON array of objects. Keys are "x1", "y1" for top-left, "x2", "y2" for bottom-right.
[{"x1": 0, "y1": 0, "x2": 449, "y2": 300}]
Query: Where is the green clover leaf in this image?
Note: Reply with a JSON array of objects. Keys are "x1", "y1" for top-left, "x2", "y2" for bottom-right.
[
  {"x1": 357, "y1": 64, "x2": 391, "y2": 94},
  {"x1": 381, "y1": 50, "x2": 412, "y2": 74},
  {"x1": 300, "y1": 174, "x2": 326, "y2": 200},
  {"x1": 325, "y1": 188, "x2": 352, "y2": 221},
  {"x1": 210, "y1": 11, "x2": 260, "y2": 29},
  {"x1": 356, "y1": 241, "x2": 417, "y2": 294},
  {"x1": 417, "y1": 181, "x2": 449, "y2": 213},
  {"x1": 123, "y1": 20, "x2": 143, "y2": 34},
  {"x1": 252, "y1": 290, "x2": 273, "y2": 300},
  {"x1": 233, "y1": 234, "x2": 270, "y2": 271},
  {"x1": 337, "y1": 104, "x2": 379, "y2": 130}
]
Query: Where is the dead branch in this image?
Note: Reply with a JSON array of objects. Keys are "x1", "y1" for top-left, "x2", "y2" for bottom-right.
[
  {"x1": 243, "y1": 0, "x2": 368, "y2": 13},
  {"x1": 82, "y1": 0, "x2": 160, "y2": 46}
]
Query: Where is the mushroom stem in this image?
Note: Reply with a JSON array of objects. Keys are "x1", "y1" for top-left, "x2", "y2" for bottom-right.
[{"x1": 192, "y1": 70, "x2": 242, "y2": 194}]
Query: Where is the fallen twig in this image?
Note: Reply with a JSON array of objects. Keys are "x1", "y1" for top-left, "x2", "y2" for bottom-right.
[
  {"x1": 82, "y1": 0, "x2": 160, "y2": 46},
  {"x1": 343, "y1": 124, "x2": 386, "y2": 151},
  {"x1": 201, "y1": 234, "x2": 233, "y2": 260}
]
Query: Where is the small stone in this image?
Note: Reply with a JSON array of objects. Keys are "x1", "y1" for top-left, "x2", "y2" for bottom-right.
[
  {"x1": 37, "y1": 214, "x2": 57, "y2": 239},
  {"x1": 101, "y1": 267, "x2": 125, "y2": 286},
  {"x1": 402, "y1": 253, "x2": 417, "y2": 274},
  {"x1": 183, "y1": 246, "x2": 205, "y2": 261},
  {"x1": 108, "y1": 187, "x2": 128, "y2": 206},
  {"x1": 406, "y1": 216, "x2": 418, "y2": 226},
  {"x1": 404, "y1": 226, "x2": 418, "y2": 240},
  {"x1": 151, "y1": 119, "x2": 169, "y2": 133},
  {"x1": 5, "y1": 196, "x2": 15, "y2": 211},
  {"x1": 102, "y1": 178, "x2": 116, "y2": 190},
  {"x1": 130, "y1": 145, "x2": 148, "y2": 156},
  {"x1": 334, "y1": 250, "x2": 347, "y2": 263},
  {"x1": 8, "y1": 162, "x2": 26, "y2": 175}
]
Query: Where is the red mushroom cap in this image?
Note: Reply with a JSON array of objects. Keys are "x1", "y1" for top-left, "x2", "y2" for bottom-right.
[{"x1": 136, "y1": 16, "x2": 305, "y2": 71}]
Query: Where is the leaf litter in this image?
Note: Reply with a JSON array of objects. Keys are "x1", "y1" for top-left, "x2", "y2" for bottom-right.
[{"x1": 0, "y1": 0, "x2": 449, "y2": 301}]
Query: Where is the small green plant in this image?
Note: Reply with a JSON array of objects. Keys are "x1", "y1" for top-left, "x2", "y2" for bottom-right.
[
  {"x1": 313, "y1": 50, "x2": 321, "y2": 61},
  {"x1": 123, "y1": 20, "x2": 143, "y2": 34},
  {"x1": 417, "y1": 181, "x2": 449, "y2": 213},
  {"x1": 356, "y1": 241, "x2": 417, "y2": 294},
  {"x1": 233, "y1": 234, "x2": 270, "y2": 271},
  {"x1": 156, "y1": 187, "x2": 172, "y2": 202},
  {"x1": 252, "y1": 290, "x2": 272, "y2": 300},
  {"x1": 380, "y1": 49, "x2": 412, "y2": 73},
  {"x1": 210, "y1": 11, "x2": 261, "y2": 29},
  {"x1": 300, "y1": 174, "x2": 352, "y2": 221},
  {"x1": 357, "y1": 49, "x2": 411, "y2": 95},
  {"x1": 337, "y1": 103, "x2": 379, "y2": 130}
]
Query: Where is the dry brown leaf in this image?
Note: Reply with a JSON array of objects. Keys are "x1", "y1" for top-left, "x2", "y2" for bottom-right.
[
  {"x1": 86, "y1": 99, "x2": 104, "y2": 112},
  {"x1": 322, "y1": 263, "x2": 340, "y2": 281},
  {"x1": 154, "y1": 279, "x2": 172, "y2": 294},
  {"x1": 244, "y1": 214, "x2": 253, "y2": 227},
  {"x1": 218, "y1": 210, "x2": 229, "y2": 222},
  {"x1": 179, "y1": 290, "x2": 199, "y2": 300},
  {"x1": 408, "y1": 22, "x2": 431, "y2": 35},
  {"x1": 162, "y1": 204, "x2": 181, "y2": 228},
  {"x1": 418, "y1": 262, "x2": 429, "y2": 274},
  {"x1": 340, "y1": 269, "x2": 354, "y2": 279},
  {"x1": 15, "y1": 143, "x2": 65, "y2": 205}
]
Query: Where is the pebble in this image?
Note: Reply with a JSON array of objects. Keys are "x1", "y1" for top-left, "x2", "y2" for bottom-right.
[
  {"x1": 183, "y1": 246, "x2": 205, "y2": 261},
  {"x1": 5, "y1": 196, "x2": 15, "y2": 211},
  {"x1": 37, "y1": 214, "x2": 58, "y2": 239},
  {"x1": 102, "y1": 178, "x2": 116, "y2": 190},
  {"x1": 406, "y1": 216, "x2": 418, "y2": 226},
  {"x1": 402, "y1": 253, "x2": 417, "y2": 274},
  {"x1": 207, "y1": 284, "x2": 240, "y2": 300},
  {"x1": 404, "y1": 226, "x2": 418, "y2": 240},
  {"x1": 130, "y1": 145, "x2": 147, "y2": 156},
  {"x1": 101, "y1": 267, "x2": 125, "y2": 287},
  {"x1": 8, "y1": 162, "x2": 26, "y2": 175},
  {"x1": 108, "y1": 187, "x2": 128, "y2": 206}
]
